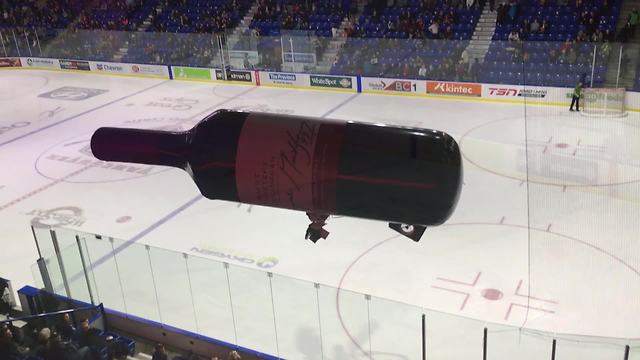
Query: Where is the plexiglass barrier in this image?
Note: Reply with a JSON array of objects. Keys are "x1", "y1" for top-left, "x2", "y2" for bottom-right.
[
  {"x1": 3, "y1": 27, "x2": 640, "y2": 89},
  {"x1": 31, "y1": 226, "x2": 638, "y2": 359}
]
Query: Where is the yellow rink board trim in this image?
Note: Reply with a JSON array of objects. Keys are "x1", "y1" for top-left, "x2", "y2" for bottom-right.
[
  {"x1": 3, "y1": 67, "x2": 639, "y2": 111},
  {"x1": 1, "y1": 66, "x2": 169, "y2": 80},
  {"x1": 362, "y1": 89, "x2": 640, "y2": 112},
  {"x1": 258, "y1": 83, "x2": 357, "y2": 93}
]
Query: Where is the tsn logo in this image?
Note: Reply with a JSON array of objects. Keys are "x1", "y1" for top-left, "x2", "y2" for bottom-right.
[{"x1": 489, "y1": 87, "x2": 518, "y2": 96}]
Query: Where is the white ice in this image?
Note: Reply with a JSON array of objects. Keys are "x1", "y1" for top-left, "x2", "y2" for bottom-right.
[{"x1": 1, "y1": 70, "x2": 639, "y2": 360}]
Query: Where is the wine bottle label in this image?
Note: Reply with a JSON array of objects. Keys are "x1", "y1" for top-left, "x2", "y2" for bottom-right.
[{"x1": 235, "y1": 114, "x2": 344, "y2": 212}]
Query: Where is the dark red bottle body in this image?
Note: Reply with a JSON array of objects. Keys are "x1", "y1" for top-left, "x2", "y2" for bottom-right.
[{"x1": 91, "y1": 110, "x2": 462, "y2": 227}]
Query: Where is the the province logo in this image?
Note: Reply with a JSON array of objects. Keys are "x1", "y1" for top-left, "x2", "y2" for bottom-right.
[{"x1": 35, "y1": 120, "x2": 188, "y2": 183}]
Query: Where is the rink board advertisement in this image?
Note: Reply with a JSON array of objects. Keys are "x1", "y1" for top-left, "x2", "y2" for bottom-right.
[
  {"x1": 362, "y1": 77, "x2": 425, "y2": 94},
  {"x1": 0, "y1": 57, "x2": 22, "y2": 68},
  {"x1": 427, "y1": 81, "x2": 482, "y2": 97},
  {"x1": 59, "y1": 59, "x2": 91, "y2": 71},
  {"x1": 214, "y1": 69, "x2": 255, "y2": 83},
  {"x1": 258, "y1": 71, "x2": 310, "y2": 87},
  {"x1": 91, "y1": 61, "x2": 169, "y2": 78},
  {"x1": 171, "y1": 66, "x2": 214, "y2": 81},
  {"x1": 21, "y1": 57, "x2": 60, "y2": 70},
  {"x1": 8, "y1": 58, "x2": 640, "y2": 110},
  {"x1": 308, "y1": 74, "x2": 357, "y2": 92}
]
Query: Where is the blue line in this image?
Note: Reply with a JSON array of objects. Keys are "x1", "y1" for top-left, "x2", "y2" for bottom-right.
[
  {"x1": 67, "y1": 86, "x2": 258, "y2": 281},
  {"x1": 67, "y1": 85, "x2": 349, "y2": 283},
  {"x1": 0, "y1": 80, "x2": 169, "y2": 148},
  {"x1": 321, "y1": 92, "x2": 359, "y2": 118},
  {"x1": 66, "y1": 195, "x2": 203, "y2": 285}
]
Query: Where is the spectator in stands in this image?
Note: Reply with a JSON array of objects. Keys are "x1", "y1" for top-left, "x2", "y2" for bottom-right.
[
  {"x1": 152, "y1": 343, "x2": 169, "y2": 360},
  {"x1": 73, "y1": 318, "x2": 92, "y2": 348},
  {"x1": 548, "y1": 48, "x2": 558, "y2": 63},
  {"x1": 428, "y1": 21, "x2": 440, "y2": 38},
  {"x1": 496, "y1": 3, "x2": 507, "y2": 25},
  {"x1": 0, "y1": 278, "x2": 10, "y2": 314},
  {"x1": 228, "y1": 350, "x2": 242, "y2": 360},
  {"x1": 105, "y1": 335, "x2": 129, "y2": 360},
  {"x1": 418, "y1": 62, "x2": 428, "y2": 78},
  {"x1": 618, "y1": 21, "x2": 633, "y2": 42},
  {"x1": 455, "y1": 60, "x2": 466, "y2": 81},
  {"x1": 29, "y1": 327, "x2": 51, "y2": 358},
  {"x1": 508, "y1": 29, "x2": 520, "y2": 42},
  {"x1": 629, "y1": 9, "x2": 639, "y2": 36},
  {"x1": 508, "y1": 2, "x2": 519, "y2": 24},
  {"x1": 73, "y1": 317, "x2": 104, "y2": 359},
  {"x1": 469, "y1": 58, "x2": 480, "y2": 82},
  {"x1": 46, "y1": 332, "x2": 90, "y2": 360},
  {"x1": 57, "y1": 313, "x2": 76, "y2": 341},
  {"x1": 0, "y1": 325, "x2": 29, "y2": 359},
  {"x1": 530, "y1": 19, "x2": 540, "y2": 32}
]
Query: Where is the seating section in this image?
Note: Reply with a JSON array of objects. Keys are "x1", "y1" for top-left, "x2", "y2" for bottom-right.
[
  {"x1": 353, "y1": 1, "x2": 480, "y2": 40},
  {"x1": 492, "y1": 0, "x2": 621, "y2": 42},
  {"x1": 1, "y1": 0, "x2": 635, "y2": 89},
  {"x1": 150, "y1": 0, "x2": 253, "y2": 33},
  {"x1": 331, "y1": 38, "x2": 469, "y2": 80},
  {"x1": 250, "y1": 0, "x2": 352, "y2": 36},
  {"x1": 0, "y1": 0, "x2": 84, "y2": 28},
  {"x1": 76, "y1": 0, "x2": 158, "y2": 31},
  {"x1": 482, "y1": 41, "x2": 609, "y2": 86},
  {"x1": 480, "y1": 0, "x2": 622, "y2": 87},
  {"x1": 122, "y1": 32, "x2": 219, "y2": 66}
]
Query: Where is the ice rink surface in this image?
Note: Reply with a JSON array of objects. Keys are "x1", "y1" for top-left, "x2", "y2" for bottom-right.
[{"x1": 1, "y1": 70, "x2": 639, "y2": 351}]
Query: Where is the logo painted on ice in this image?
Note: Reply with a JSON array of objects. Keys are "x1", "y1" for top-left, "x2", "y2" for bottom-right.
[
  {"x1": 26, "y1": 206, "x2": 86, "y2": 228},
  {"x1": 35, "y1": 119, "x2": 189, "y2": 183},
  {"x1": 38, "y1": 87, "x2": 108, "y2": 101},
  {"x1": 0, "y1": 121, "x2": 31, "y2": 136}
]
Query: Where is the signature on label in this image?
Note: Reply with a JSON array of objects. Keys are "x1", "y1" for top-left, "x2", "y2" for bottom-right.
[{"x1": 278, "y1": 121, "x2": 317, "y2": 207}]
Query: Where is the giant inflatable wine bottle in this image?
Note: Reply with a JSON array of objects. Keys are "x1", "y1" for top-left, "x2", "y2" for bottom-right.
[{"x1": 91, "y1": 110, "x2": 462, "y2": 242}]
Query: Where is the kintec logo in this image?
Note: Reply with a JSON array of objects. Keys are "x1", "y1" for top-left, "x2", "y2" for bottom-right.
[
  {"x1": 427, "y1": 81, "x2": 481, "y2": 96},
  {"x1": 489, "y1": 87, "x2": 518, "y2": 96}
]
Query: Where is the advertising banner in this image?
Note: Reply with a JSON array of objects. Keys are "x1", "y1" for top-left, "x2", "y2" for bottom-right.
[
  {"x1": 21, "y1": 57, "x2": 60, "y2": 70},
  {"x1": 172, "y1": 66, "x2": 213, "y2": 81},
  {"x1": 427, "y1": 81, "x2": 482, "y2": 96},
  {"x1": 362, "y1": 77, "x2": 425, "y2": 94},
  {"x1": 309, "y1": 75, "x2": 356, "y2": 91},
  {"x1": 484, "y1": 86, "x2": 548, "y2": 99},
  {"x1": 0, "y1": 58, "x2": 22, "y2": 68},
  {"x1": 59, "y1": 59, "x2": 91, "y2": 71},
  {"x1": 214, "y1": 69, "x2": 254, "y2": 83},
  {"x1": 91, "y1": 61, "x2": 169, "y2": 78},
  {"x1": 259, "y1": 71, "x2": 309, "y2": 87}
]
